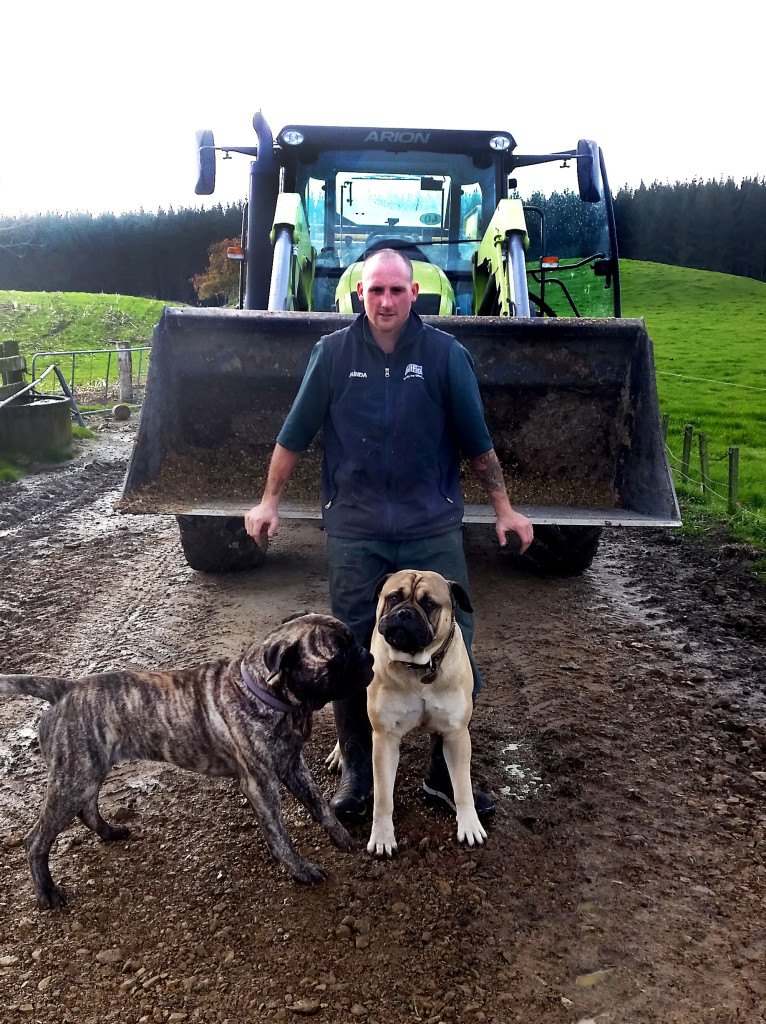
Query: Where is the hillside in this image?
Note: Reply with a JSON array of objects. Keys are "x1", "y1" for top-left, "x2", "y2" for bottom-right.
[
  {"x1": 0, "y1": 291, "x2": 167, "y2": 356},
  {"x1": 621, "y1": 261, "x2": 765, "y2": 530}
]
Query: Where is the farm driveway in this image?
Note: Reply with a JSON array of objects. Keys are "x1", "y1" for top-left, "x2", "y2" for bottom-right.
[{"x1": 1, "y1": 420, "x2": 765, "y2": 1024}]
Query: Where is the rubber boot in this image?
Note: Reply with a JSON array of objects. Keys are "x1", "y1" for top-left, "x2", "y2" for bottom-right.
[
  {"x1": 423, "y1": 734, "x2": 495, "y2": 819},
  {"x1": 329, "y1": 689, "x2": 373, "y2": 819}
]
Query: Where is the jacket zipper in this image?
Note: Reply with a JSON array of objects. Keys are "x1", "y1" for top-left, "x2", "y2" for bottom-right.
[{"x1": 384, "y1": 358, "x2": 392, "y2": 539}]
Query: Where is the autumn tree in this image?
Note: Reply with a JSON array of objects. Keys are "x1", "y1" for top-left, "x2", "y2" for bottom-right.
[{"x1": 191, "y1": 237, "x2": 241, "y2": 304}]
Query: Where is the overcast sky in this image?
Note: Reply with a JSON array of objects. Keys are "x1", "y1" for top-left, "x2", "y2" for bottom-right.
[{"x1": 2, "y1": 0, "x2": 763, "y2": 217}]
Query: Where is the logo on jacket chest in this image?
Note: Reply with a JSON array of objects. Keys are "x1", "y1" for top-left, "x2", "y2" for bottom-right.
[{"x1": 347, "y1": 365, "x2": 424, "y2": 381}]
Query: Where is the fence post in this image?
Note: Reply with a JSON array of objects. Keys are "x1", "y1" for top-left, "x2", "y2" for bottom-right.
[
  {"x1": 2, "y1": 340, "x2": 24, "y2": 386},
  {"x1": 117, "y1": 342, "x2": 134, "y2": 403},
  {"x1": 661, "y1": 413, "x2": 670, "y2": 442},
  {"x1": 728, "y1": 447, "x2": 739, "y2": 513},
  {"x1": 0, "y1": 340, "x2": 27, "y2": 402},
  {"x1": 681, "y1": 424, "x2": 693, "y2": 481},
  {"x1": 698, "y1": 431, "x2": 710, "y2": 496}
]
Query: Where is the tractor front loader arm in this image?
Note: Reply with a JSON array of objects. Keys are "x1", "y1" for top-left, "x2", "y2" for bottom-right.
[
  {"x1": 472, "y1": 199, "x2": 530, "y2": 317},
  {"x1": 268, "y1": 194, "x2": 316, "y2": 311}
]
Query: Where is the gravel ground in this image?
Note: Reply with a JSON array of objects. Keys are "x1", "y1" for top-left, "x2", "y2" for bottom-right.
[{"x1": 1, "y1": 419, "x2": 765, "y2": 1024}]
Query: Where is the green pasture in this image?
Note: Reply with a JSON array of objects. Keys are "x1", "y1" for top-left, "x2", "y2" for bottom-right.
[
  {"x1": 0, "y1": 291, "x2": 166, "y2": 403},
  {"x1": 620, "y1": 261, "x2": 766, "y2": 548}
]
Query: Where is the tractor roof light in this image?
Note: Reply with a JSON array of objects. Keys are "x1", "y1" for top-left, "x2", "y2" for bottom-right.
[
  {"x1": 282, "y1": 130, "x2": 305, "y2": 146},
  {"x1": 489, "y1": 135, "x2": 512, "y2": 152}
]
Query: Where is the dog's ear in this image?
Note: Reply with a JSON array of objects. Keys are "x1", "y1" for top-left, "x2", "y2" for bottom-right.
[
  {"x1": 263, "y1": 640, "x2": 302, "y2": 676},
  {"x1": 373, "y1": 574, "x2": 394, "y2": 600},
  {"x1": 448, "y1": 581, "x2": 473, "y2": 614}
]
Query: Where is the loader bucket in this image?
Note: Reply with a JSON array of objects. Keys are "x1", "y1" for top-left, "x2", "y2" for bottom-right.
[{"x1": 118, "y1": 307, "x2": 680, "y2": 528}]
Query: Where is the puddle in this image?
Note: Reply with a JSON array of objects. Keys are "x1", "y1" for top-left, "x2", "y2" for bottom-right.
[{"x1": 499, "y1": 741, "x2": 547, "y2": 799}]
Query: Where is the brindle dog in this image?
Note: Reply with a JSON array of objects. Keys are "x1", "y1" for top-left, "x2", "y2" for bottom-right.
[{"x1": 0, "y1": 613, "x2": 374, "y2": 909}]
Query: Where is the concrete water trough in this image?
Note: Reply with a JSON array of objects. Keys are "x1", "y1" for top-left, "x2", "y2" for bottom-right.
[
  {"x1": 1, "y1": 341, "x2": 75, "y2": 458},
  {"x1": 0, "y1": 392, "x2": 73, "y2": 458}
]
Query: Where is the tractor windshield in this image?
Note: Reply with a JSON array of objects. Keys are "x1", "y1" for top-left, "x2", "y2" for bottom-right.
[{"x1": 298, "y1": 149, "x2": 498, "y2": 313}]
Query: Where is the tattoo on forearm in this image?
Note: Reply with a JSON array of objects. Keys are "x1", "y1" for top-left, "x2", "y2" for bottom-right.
[{"x1": 471, "y1": 450, "x2": 507, "y2": 497}]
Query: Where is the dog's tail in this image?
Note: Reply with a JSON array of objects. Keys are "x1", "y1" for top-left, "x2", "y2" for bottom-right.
[{"x1": 0, "y1": 675, "x2": 72, "y2": 704}]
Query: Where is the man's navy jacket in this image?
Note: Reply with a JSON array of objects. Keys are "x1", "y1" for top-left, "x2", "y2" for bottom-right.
[{"x1": 277, "y1": 312, "x2": 493, "y2": 542}]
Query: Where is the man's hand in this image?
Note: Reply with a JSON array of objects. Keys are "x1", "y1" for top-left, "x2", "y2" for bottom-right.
[
  {"x1": 244, "y1": 502, "x2": 279, "y2": 549},
  {"x1": 468, "y1": 448, "x2": 534, "y2": 554},
  {"x1": 243, "y1": 444, "x2": 302, "y2": 549},
  {"x1": 495, "y1": 507, "x2": 534, "y2": 554}
]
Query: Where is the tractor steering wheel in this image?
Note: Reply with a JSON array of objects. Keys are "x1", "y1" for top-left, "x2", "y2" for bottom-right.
[{"x1": 361, "y1": 235, "x2": 430, "y2": 263}]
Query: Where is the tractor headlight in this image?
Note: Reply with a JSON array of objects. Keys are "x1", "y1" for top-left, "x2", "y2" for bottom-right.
[
  {"x1": 282, "y1": 130, "x2": 305, "y2": 146},
  {"x1": 489, "y1": 135, "x2": 512, "y2": 152}
]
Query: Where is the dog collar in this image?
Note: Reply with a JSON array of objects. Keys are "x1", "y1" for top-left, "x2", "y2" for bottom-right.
[
  {"x1": 240, "y1": 664, "x2": 296, "y2": 713},
  {"x1": 401, "y1": 621, "x2": 456, "y2": 685}
]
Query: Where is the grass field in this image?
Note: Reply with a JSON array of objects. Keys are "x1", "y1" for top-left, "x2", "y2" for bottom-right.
[
  {"x1": 0, "y1": 291, "x2": 167, "y2": 397},
  {"x1": 620, "y1": 261, "x2": 766, "y2": 549},
  {"x1": 2, "y1": 269, "x2": 765, "y2": 551}
]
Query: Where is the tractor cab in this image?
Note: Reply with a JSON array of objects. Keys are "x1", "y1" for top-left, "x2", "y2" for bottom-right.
[{"x1": 270, "y1": 125, "x2": 620, "y2": 320}]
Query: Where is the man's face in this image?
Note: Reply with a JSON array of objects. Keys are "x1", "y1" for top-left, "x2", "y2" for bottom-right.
[{"x1": 357, "y1": 254, "x2": 419, "y2": 342}]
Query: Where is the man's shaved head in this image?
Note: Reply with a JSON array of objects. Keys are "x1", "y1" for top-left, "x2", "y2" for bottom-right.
[{"x1": 362, "y1": 248, "x2": 414, "y2": 283}]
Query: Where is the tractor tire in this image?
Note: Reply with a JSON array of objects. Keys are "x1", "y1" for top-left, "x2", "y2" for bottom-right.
[
  {"x1": 176, "y1": 515, "x2": 267, "y2": 573},
  {"x1": 514, "y1": 525, "x2": 602, "y2": 577}
]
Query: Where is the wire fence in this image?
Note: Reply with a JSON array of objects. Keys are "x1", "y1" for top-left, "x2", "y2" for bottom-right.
[
  {"x1": 30, "y1": 345, "x2": 151, "y2": 416},
  {"x1": 664, "y1": 428, "x2": 765, "y2": 528},
  {"x1": 657, "y1": 370, "x2": 766, "y2": 392},
  {"x1": 655, "y1": 365, "x2": 765, "y2": 534}
]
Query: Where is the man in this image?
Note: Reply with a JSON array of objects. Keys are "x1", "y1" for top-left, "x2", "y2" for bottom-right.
[{"x1": 245, "y1": 248, "x2": 533, "y2": 819}]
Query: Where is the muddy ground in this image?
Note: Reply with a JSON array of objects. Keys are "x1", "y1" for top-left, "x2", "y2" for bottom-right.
[{"x1": 1, "y1": 419, "x2": 765, "y2": 1024}]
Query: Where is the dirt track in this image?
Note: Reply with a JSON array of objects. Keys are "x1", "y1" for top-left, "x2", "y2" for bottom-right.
[{"x1": 1, "y1": 420, "x2": 765, "y2": 1024}]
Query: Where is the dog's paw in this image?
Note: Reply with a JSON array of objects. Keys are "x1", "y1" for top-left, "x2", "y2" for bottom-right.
[
  {"x1": 291, "y1": 859, "x2": 328, "y2": 885},
  {"x1": 325, "y1": 742, "x2": 342, "y2": 774},
  {"x1": 366, "y1": 821, "x2": 397, "y2": 858},
  {"x1": 456, "y1": 810, "x2": 487, "y2": 847},
  {"x1": 102, "y1": 824, "x2": 131, "y2": 842},
  {"x1": 38, "y1": 884, "x2": 68, "y2": 911}
]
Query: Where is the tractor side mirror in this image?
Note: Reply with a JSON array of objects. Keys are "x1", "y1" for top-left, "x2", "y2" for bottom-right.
[
  {"x1": 195, "y1": 129, "x2": 216, "y2": 195},
  {"x1": 576, "y1": 139, "x2": 603, "y2": 203}
]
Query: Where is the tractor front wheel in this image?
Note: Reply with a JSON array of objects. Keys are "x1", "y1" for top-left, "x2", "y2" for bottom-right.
[
  {"x1": 514, "y1": 525, "x2": 602, "y2": 576},
  {"x1": 176, "y1": 515, "x2": 267, "y2": 573}
]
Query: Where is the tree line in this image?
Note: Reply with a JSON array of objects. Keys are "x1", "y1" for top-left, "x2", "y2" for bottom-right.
[
  {"x1": 0, "y1": 205, "x2": 244, "y2": 303},
  {"x1": 613, "y1": 177, "x2": 766, "y2": 282},
  {"x1": 1, "y1": 178, "x2": 765, "y2": 302}
]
